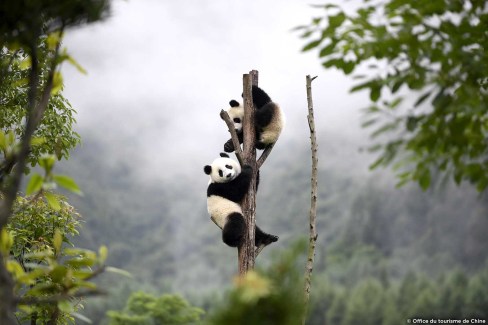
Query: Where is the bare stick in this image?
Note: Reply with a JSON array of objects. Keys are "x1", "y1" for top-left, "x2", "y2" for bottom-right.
[
  {"x1": 303, "y1": 75, "x2": 318, "y2": 325},
  {"x1": 257, "y1": 144, "x2": 274, "y2": 169},
  {"x1": 219, "y1": 110, "x2": 244, "y2": 165}
]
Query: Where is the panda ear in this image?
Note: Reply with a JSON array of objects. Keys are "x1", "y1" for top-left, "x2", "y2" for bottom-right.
[
  {"x1": 220, "y1": 153, "x2": 229, "y2": 158},
  {"x1": 204, "y1": 165, "x2": 212, "y2": 175},
  {"x1": 229, "y1": 100, "x2": 240, "y2": 107}
]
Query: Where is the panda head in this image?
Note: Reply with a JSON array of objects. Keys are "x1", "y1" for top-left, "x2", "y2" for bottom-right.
[
  {"x1": 225, "y1": 100, "x2": 244, "y2": 132},
  {"x1": 204, "y1": 153, "x2": 241, "y2": 183}
]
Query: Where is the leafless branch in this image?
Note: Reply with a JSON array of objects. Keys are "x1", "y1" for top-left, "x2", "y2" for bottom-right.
[
  {"x1": 303, "y1": 75, "x2": 318, "y2": 325},
  {"x1": 219, "y1": 110, "x2": 244, "y2": 165},
  {"x1": 256, "y1": 144, "x2": 274, "y2": 169}
]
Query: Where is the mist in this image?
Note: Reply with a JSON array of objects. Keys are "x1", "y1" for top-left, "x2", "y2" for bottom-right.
[
  {"x1": 62, "y1": 0, "x2": 373, "y2": 181},
  {"x1": 51, "y1": 1, "x2": 488, "y2": 323}
]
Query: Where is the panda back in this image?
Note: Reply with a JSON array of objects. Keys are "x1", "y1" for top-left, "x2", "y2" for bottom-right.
[{"x1": 257, "y1": 102, "x2": 285, "y2": 145}]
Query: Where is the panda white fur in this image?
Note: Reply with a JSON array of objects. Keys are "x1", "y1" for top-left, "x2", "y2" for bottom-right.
[
  {"x1": 204, "y1": 153, "x2": 278, "y2": 247},
  {"x1": 223, "y1": 85, "x2": 285, "y2": 152}
]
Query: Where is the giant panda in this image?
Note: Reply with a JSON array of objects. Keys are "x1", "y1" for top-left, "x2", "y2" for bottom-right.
[
  {"x1": 204, "y1": 153, "x2": 278, "y2": 247},
  {"x1": 223, "y1": 85, "x2": 285, "y2": 152}
]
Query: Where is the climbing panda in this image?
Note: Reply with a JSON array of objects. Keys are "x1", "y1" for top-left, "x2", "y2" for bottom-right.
[
  {"x1": 223, "y1": 85, "x2": 285, "y2": 152},
  {"x1": 204, "y1": 153, "x2": 278, "y2": 247}
]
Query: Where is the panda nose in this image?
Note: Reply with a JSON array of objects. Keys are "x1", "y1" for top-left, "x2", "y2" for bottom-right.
[{"x1": 226, "y1": 173, "x2": 232, "y2": 178}]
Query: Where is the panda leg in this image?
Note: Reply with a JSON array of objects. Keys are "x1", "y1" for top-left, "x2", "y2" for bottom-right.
[
  {"x1": 255, "y1": 225, "x2": 279, "y2": 247},
  {"x1": 223, "y1": 131, "x2": 244, "y2": 153},
  {"x1": 222, "y1": 213, "x2": 246, "y2": 247}
]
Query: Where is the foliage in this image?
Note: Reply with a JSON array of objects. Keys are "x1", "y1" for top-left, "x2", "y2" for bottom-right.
[
  {"x1": 0, "y1": 2, "x2": 111, "y2": 323},
  {"x1": 305, "y1": 268, "x2": 488, "y2": 324},
  {"x1": 0, "y1": 44, "x2": 81, "y2": 180},
  {"x1": 0, "y1": 0, "x2": 110, "y2": 48},
  {"x1": 207, "y1": 242, "x2": 306, "y2": 325},
  {"x1": 1, "y1": 198, "x2": 109, "y2": 324},
  {"x1": 106, "y1": 291, "x2": 204, "y2": 325},
  {"x1": 298, "y1": 1, "x2": 488, "y2": 191},
  {"x1": 0, "y1": 152, "x2": 119, "y2": 324}
]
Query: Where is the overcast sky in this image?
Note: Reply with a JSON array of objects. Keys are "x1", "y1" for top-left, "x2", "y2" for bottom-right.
[{"x1": 62, "y1": 0, "x2": 372, "y2": 179}]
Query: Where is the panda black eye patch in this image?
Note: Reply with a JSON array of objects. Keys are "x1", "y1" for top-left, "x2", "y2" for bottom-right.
[
  {"x1": 225, "y1": 165, "x2": 232, "y2": 169},
  {"x1": 233, "y1": 118, "x2": 241, "y2": 123},
  {"x1": 218, "y1": 170, "x2": 223, "y2": 177}
]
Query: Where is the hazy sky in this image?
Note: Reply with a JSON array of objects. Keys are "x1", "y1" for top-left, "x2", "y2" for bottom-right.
[{"x1": 62, "y1": 0, "x2": 371, "y2": 179}]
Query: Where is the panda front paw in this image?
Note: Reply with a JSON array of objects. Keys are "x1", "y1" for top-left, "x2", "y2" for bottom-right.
[{"x1": 224, "y1": 139, "x2": 235, "y2": 153}]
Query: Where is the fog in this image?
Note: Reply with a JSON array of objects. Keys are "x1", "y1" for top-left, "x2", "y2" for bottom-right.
[{"x1": 62, "y1": 0, "x2": 373, "y2": 181}]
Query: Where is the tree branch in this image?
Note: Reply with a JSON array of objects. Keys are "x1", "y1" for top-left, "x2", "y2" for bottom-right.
[
  {"x1": 219, "y1": 110, "x2": 243, "y2": 165},
  {"x1": 257, "y1": 144, "x2": 274, "y2": 169},
  {"x1": 303, "y1": 75, "x2": 318, "y2": 325}
]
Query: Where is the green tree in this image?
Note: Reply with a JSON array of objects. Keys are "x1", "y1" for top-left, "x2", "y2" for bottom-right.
[
  {"x1": 0, "y1": 1, "x2": 110, "y2": 323},
  {"x1": 106, "y1": 291, "x2": 204, "y2": 325},
  {"x1": 1, "y1": 45, "x2": 81, "y2": 179},
  {"x1": 207, "y1": 242, "x2": 306, "y2": 325},
  {"x1": 326, "y1": 290, "x2": 347, "y2": 325},
  {"x1": 342, "y1": 278, "x2": 385, "y2": 325},
  {"x1": 464, "y1": 268, "x2": 488, "y2": 318},
  {"x1": 298, "y1": 1, "x2": 488, "y2": 191}
]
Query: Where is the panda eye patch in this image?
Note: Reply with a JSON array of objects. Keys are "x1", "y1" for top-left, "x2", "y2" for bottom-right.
[
  {"x1": 225, "y1": 165, "x2": 232, "y2": 169},
  {"x1": 233, "y1": 118, "x2": 241, "y2": 123},
  {"x1": 218, "y1": 170, "x2": 223, "y2": 177}
]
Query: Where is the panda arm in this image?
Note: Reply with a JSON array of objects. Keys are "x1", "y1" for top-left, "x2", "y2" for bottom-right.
[
  {"x1": 255, "y1": 103, "x2": 276, "y2": 128},
  {"x1": 224, "y1": 131, "x2": 244, "y2": 152}
]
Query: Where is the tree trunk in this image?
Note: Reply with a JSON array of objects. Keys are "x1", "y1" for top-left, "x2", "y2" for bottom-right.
[{"x1": 238, "y1": 71, "x2": 258, "y2": 275}]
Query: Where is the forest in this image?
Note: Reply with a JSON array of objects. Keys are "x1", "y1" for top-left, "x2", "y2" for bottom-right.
[{"x1": 1, "y1": 0, "x2": 487, "y2": 324}]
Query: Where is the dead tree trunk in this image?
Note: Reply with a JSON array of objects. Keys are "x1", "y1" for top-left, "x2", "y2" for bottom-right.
[
  {"x1": 303, "y1": 75, "x2": 318, "y2": 324},
  {"x1": 238, "y1": 71, "x2": 258, "y2": 275}
]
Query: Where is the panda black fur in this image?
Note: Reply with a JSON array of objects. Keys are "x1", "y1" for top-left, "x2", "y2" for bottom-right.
[
  {"x1": 224, "y1": 85, "x2": 285, "y2": 152},
  {"x1": 204, "y1": 153, "x2": 278, "y2": 247}
]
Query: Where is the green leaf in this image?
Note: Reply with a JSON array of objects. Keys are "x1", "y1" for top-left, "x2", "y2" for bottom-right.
[
  {"x1": 106, "y1": 266, "x2": 132, "y2": 278},
  {"x1": 328, "y1": 12, "x2": 346, "y2": 28},
  {"x1": 53, "y1": 175, "x2": 83, "y2": 195},
  {"x1": 58, "y1": 301, "x2": 73, "y2": 313},
  {"x1": 53, "y1": 229, "x2": 63, "y2": 253},
  {"x1": 66, "y1": 53, "x2": 87, "y2": 75},
  {"x1": 44, "y1": 191, "x2": 61, "y2": 211},
  {"x1": 39, "y1": 155, "x2": 56, "y2": 174},
  {"x1": 26, "y1": 173, "x2": 43, "y2": 195},
  {"x1": 72, "y1": 312, "x2": 93, "y2": 324},
  {"x1": 51, "y1": 71, "x2": 64, "y2": 95},
  {"x1": 414, "y1": 91, "x2": 432, "y2": 107},
  {"x1": 370, "y1": 85, "x2": 381, "y2": 102},
  {"x1": 342, "y1": 61, "x2": 355, "y2": 74},
  {"x1": 319, "y1": 42, "x2": 337, "y2": 57},
  {"x1": 46, "y1": 31, "x2": 62, "y2": 50},
  {"x1": 99, "y1": 245, "x2": 108, "y2": 264},
  {"x1": 302, "y1": 39, "x2": 322, "y2": 52}
]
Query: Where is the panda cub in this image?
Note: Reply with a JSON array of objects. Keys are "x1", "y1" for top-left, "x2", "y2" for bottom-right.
[
  {"x1": 224, "y1": 85, "x2": 285, "y2": 152},
  {"x1": 204, "y1": 153, "x2": 278, "y2": 247}
]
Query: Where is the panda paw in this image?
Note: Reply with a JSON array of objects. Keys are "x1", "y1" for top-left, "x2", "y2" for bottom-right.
[
  {"x1": 224, "y1": 139, "x2": 235, "y2": 153},
  {"x1": 255, "y1": 226, "x2": 279, "y2": 247}
]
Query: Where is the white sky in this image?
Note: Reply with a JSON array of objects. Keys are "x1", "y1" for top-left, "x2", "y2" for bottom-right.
[{"x1": 62, "y1": 0, "x2": 372, "y2": 179}]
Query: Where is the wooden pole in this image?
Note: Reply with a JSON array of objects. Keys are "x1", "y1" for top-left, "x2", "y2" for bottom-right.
[
  {"x1": 238, "y1": 70, "x2": 258, "y2": 275},
  {"x1": 303, "y1": 75, "x2": 318, "y2": 324}
]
